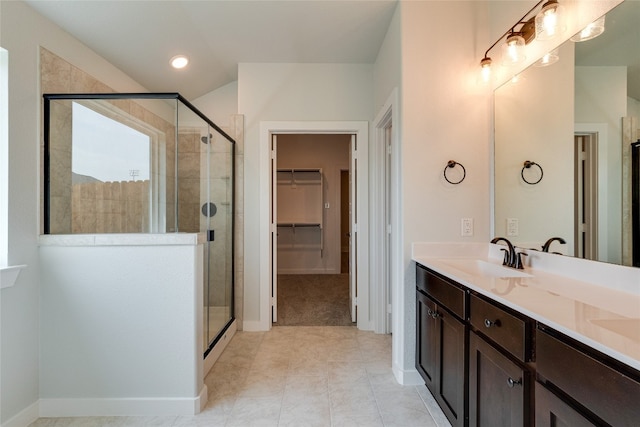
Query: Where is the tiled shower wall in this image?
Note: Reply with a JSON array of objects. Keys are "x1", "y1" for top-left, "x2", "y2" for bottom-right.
[{"x1": 40, "y1": 47, "x2": 177, "y2": 233}]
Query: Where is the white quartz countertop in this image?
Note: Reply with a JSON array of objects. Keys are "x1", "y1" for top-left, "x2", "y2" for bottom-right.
[{"x1": 412, "y1": 243, "x2": 640, "y2": 372}]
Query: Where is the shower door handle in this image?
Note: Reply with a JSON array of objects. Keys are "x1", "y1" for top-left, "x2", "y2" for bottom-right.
[{"x1": 208, "y1": 230, "x2": 215, "y2": 242}]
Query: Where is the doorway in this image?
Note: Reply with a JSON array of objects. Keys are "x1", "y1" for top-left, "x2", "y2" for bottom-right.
[
  {"x1": 272, "y1": 134, "x2": 352, "y2": 326},
  {"x1": 260, "y1": 121, "x2": 369, "y2": 331}
]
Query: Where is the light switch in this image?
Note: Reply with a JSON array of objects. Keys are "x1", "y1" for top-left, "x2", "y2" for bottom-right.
[
  {"x1": 461, "y1": 218, "x2": 473, "y2": 236},
  {"x1": 507, "y1": 218, "x2": 519, "y2": 236}
]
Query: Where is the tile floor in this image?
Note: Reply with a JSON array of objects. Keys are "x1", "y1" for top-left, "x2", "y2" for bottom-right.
[{"x1": 30, "y1": 326, "x2": 451, "y2": 427}]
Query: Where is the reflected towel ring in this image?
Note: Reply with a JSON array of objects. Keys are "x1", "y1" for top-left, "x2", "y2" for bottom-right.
[
  {"x1": 521, "y1": 160, "x2": 543, "y2": 185},
  {"x1": 444, "y1": 160, "x2": 466, "y2": 184}
]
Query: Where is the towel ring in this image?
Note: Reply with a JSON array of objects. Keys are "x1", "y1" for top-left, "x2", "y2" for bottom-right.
[
  {"x1": 521, "y1": 160, "x2": 543, "y2": 185},
  {"x1": 444, "y1": 160, "x2": 466, "y2": 184}
]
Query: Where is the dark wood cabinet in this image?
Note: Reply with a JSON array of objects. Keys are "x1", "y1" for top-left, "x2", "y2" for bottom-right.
[
  {"x1": 468, "y1": 331, "x2": 530, "y2": 427},
  {"x1": 537, "y1": 326, "x2": 640, "y2": 427},
  {"x1": 415, "y1": 262, "x2": 639, "y2": 427},
  {"x1": 416, "y1": 267, "x2": 467, "y2": 427},
  {"x1": 535, "y1": 382, "x2": 596, "y2": 427},
  {"x1": 416, "y1": 291, "x2": 438, "y2": 388}
]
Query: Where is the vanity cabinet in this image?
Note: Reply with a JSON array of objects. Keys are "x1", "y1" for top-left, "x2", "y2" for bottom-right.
[
  {"x1": 469, "y1": 331, "x2": 531, "y2": 427},
  {"x1": 416, "y1": 266, "x2": 467, "y2": 427},
  {"x1": 536, "y1": 326, "x2": 640, "y2": 427},
  {"x1": 468, "y1": 294, "x2": 533, "y2": 427},
  {"x1": 415, "y1": 262, "x2": 639, "y2": 427}
]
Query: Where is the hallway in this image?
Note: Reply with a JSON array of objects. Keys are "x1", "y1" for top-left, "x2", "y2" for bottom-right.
[{"x1": 30, "y1": 327, "x2": 449, "y2": 426}]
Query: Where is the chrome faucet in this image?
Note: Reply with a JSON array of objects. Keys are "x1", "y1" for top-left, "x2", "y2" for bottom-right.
[
  {"x1": 490, "y1": 237, "x2": 526, "y2": 269},
  {"x1": 541, "y1": 237, "x2": 566, "y2": 252}
]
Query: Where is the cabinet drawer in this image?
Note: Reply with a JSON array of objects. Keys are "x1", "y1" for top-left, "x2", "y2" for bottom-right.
[
  {"x1": 416, "y1": 265, "x2": 466, "y2": 319},
  {"x1": 537, "y1": 328, "x2": 640, "y2": 427},
  {"x1": 470, "y1": 294, "x2": 529, "y2": 362}
]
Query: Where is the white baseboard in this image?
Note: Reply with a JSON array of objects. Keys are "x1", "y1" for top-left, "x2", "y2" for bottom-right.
[
  {"x1": 39, "y1": 391, "x2": 207, "y2": 418},
  {"x1": 2, "y1": 400, "x2": 39, "y2": 427},
  {"x1": 392, "y1": 365, "x2": 423, "y2": 386},
  {"x1": 197, "y1": 385, "x2": 208, "y2": 414}
]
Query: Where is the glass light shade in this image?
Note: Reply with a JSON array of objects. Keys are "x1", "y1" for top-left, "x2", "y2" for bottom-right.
[
  {"x1": 570, "y1": 16, "x2": 606, "y2": 42},
  {"x1": 535, "y1": 1, "x2": 566, "y2": 41},
  {"x1": 501, "y1": 34, "x2": 526, "y2": 65},
  {"x1": 480, "y1": 57, "x2": 492, "y2": 83},
  {"x1": 534, "y1": 48, "x2": 560, "y2": 67}
]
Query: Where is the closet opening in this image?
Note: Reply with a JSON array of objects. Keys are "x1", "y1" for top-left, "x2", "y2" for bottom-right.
[{"x1": 271, "y1": 133, "x2": 355, "y2": 326}]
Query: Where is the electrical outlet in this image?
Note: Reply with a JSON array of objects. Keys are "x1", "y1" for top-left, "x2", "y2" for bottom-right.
[
  {"x1": 507, "y1": 218, "x2": 519, "y2": 236},
  {"x1": 461, "y1": 218, "x2": 473, "y2": 237}
]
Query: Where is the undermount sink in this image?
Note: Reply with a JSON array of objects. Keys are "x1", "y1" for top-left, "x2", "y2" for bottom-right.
[{"x1": 440, "y1": 259, "x2": 533, "y2": 279}]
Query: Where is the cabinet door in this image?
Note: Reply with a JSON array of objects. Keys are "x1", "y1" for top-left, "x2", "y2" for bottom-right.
[
  {"x1": 469, "y1": 332, "x2": 530, "y2": 427},
  {"x1": 436, "y1": 306, "x2": 466, "y2": 427},
  {"x1": 416, "y1": 291, "x2": 437, "y2": 389},
  {"x1": 535, "y1": 382, "x2": 596, "y2": 427}
]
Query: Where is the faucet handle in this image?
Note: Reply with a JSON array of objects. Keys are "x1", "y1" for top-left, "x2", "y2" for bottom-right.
[
  {"x1": 500, "y1": 248, "x2": 509, "y2": 266},
  {"x1": 515, "y1": 252, "x2": 528, "y2": 270}
]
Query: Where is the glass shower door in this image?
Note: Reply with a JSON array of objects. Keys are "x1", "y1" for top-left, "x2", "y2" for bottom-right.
[
  {"x1": 203, "y1": 128, "x2": 234, "y2": 350},
  {"x1": 176, "y1": 101, "x2": 234, "y2": 353}
]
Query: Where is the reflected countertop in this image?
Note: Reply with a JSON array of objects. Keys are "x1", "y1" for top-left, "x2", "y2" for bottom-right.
[{"x1": 412, "y1": 242, "x2": 640, "y2": 372}]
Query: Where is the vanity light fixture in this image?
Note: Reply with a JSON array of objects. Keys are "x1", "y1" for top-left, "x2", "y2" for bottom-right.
[
  {"x1": 535, "y1": 0, "x2": 566, "y2": 41},
  {"x1": 170, "y1": 55, "x2": 189, "y2": 69},
  {"x1": 570, "y1": 15, "x2": 605, "y2": 42},
  {"x1": 534, "y1": 48, "x2": 559, "y2": 67},
  {"x1": 479, "y1": 0, "x2": 563, "y2": 81}
]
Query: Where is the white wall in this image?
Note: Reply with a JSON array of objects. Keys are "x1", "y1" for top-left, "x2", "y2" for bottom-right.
[
  {"x1": 373, "y1": 3, "x2": 401, "y2": 113},
  {"x1": 391, "y1": 0, "x2": 493, "y2": 382},
  {"x1": 0, "y1": 1, "x2": 148, "y2": 424},
  {"x1": 237, "y1": 63, "x2": 373, "y2": 328},
  {"x1": 38, "y1": 238, "x2": 204, "y2": 416},
  {"x1": 575, "y1": 66, "x2": 627, "y2": 263},
  {"x1": 629, "y1": 96, "x2": 640, "y2": 120},
  {"x1": 193, "y1": 81, "x2": 238, "y2": 129}
]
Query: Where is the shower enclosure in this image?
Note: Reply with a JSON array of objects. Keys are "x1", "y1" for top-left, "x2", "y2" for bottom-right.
[{"x1": 43, "y1": 93, "x2": 235, "y2": 356}]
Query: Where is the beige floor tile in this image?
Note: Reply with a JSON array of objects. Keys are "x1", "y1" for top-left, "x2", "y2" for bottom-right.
[
  {"x1": 225, "y1": 395, "x2": 282, "y2": 427},
  {"x1": 29, "y1": 326, "x2": 448, "y2": 427},
  {"x1": 330, "y1": 412, "x2": 384, "y2": 427}
]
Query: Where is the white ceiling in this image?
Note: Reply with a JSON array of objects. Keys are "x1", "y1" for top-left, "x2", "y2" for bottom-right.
[{"x1": 25, "y1": 0, "x2": 398, "y2": 100}]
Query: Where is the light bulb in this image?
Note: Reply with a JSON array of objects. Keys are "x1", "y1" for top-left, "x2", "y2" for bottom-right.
[
  {"x1": 570, "y1": 16, "x2": 605, "y2": 42},
  {"x1": 501, "y1": 34, "x2": 525, "y2": 65},
  {"x1": 534, "y1": 49, "x2": 559, "y2": 67},
  {"x1": 170, "y1": 55, "x2": 189, "y2": 69},
  {"x1": 535, "y1": 1, "x2": 565, "y2": 41},
  {"x1": 480, "y1": 57, "x2": 492, "y2": 83}
]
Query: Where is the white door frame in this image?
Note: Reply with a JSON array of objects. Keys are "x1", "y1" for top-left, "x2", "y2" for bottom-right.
[
  {"x1": 576, "y1": 123, "x2": 609, "y2": 261},
  {"x1": 259, "y1": 121, "x2": 370, "y2": 331},
  {"x1": 372, "y1": 89, "x2": 400, "y2": 335}
]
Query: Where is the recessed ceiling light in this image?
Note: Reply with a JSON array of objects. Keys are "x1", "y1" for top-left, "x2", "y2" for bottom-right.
[{"x1": 170, "y1": 55, "x2": 189, "y2": 69}]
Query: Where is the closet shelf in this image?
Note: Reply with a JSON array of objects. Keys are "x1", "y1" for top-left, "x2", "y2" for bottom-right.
[
  {"x1": 277, "y1": 223, "x2": 322, "y2": 228},
  {"x1": 276, "y1": 168, "x2": 324, "y2": 257}
]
